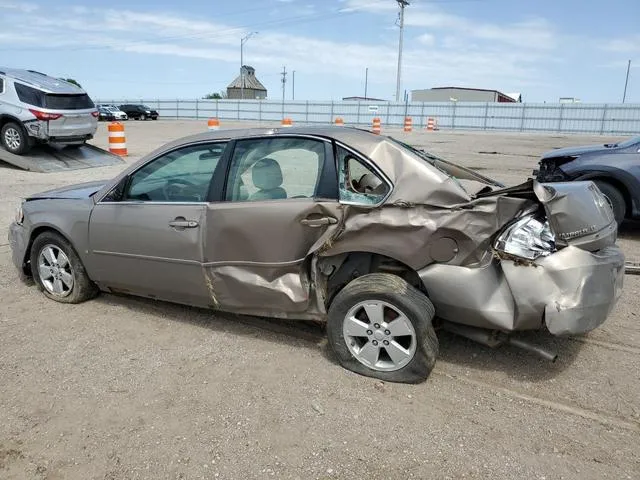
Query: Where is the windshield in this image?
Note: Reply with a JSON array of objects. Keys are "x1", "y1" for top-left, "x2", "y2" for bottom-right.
[
  {"x1": 142, "y1": 105, "x2": 151, "y2": 109},
  {"x1": 389, "y1": 137, "x2": 505, "y2": 189}
]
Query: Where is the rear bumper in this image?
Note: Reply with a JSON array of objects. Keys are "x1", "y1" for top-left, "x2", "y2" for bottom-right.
[{"x1": 419, "y1": 245, "x2": 625, "y2": 336}]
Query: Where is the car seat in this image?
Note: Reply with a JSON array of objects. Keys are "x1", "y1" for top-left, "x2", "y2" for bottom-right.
[{"x1": 249, "y1": 158, "x2": 287, "y2": 200}]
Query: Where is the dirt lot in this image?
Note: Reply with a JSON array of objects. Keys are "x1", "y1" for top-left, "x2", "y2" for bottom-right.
[{"x1": 1, "y1": 121, "x2": 639, "y2": 479}]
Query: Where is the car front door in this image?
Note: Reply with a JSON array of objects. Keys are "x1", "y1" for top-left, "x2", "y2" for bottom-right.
[
  {"x1": 203, "y1": 135, "x2": 341, "y2": 316},
  {"x1": 88, "y1": 141, "x2": 228, "y2": 307}
]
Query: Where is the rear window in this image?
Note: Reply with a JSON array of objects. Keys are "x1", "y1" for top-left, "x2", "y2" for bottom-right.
[
  {"x1": 44, "y1": 94, "x2": 94, "y2": 110},
  {"x1": 14, "y1": 83, "x2": 94, "y2": 110}
]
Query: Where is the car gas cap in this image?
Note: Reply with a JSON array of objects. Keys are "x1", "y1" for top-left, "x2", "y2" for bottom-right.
[{"x1": 429, "y1": 237, "x2": 459, "y2": 263}]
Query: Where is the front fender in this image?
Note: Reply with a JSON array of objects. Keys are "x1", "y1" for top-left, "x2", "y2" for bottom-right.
[{"x1": 22, "y1": 199, "x2": 94, "y2": 272}]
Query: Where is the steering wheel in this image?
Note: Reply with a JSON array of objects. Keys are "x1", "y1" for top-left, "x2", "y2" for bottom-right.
[{"x1": 162, "y1": 178, "x2": 199, "y2": 201}]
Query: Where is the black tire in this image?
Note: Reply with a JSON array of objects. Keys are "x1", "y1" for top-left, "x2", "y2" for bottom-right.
[
  {"x1": 327, "y1": 273, "x2": 439, "y2": 384},
  {"x1": 1, "y1": 122, "x2": 33, "y2": 155},
  {"x1": 30, "y1": 231, "x2": 98, "y2": 304},
  {"x1": 594, "y1": 180, "x2": 626, "y2": 226}
]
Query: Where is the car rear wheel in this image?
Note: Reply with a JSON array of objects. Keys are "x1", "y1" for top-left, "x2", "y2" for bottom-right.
[
  {"x1": 30, "y1": 231, "x2": 98, "y2": 304},
  {"x1": 327, "y1": 273, "x2": 439, "y2": 383},
  {"x1": 1, "y1": 122, "x2": 32, "y2": 155},
  {"x1": 594, "y1": 180, "x2": 626, "y2": 226}
]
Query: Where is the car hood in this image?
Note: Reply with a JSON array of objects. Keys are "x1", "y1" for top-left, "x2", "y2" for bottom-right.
[
  {"x1": 26, "y1": 180, "x2": 108, "y2": 200},
  {"x1": 541, "y1": 144, "x2": 611, "y2": 160}
]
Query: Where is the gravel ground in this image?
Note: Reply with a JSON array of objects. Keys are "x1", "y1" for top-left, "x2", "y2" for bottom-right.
[{"x1": 1, "y1": 121, "x2": 639, "y2": 479}]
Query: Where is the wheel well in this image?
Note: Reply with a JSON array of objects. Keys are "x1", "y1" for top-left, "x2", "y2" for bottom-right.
[
  {"x1": 324, "y1": 252, "x2": 423, "y2": 306},
  {"x1": 587, "y1": 176, "x2": 632, "y2": 219},
  {"x1": 0, "y1": 114, "x2": 23, "y2": 131},
  {"x1": 22, "y1": 226, "x2": 69, "y2": 275}
]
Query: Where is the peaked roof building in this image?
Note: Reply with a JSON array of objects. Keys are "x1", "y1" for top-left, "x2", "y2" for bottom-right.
[{"x1": 227, "y1": 66, "x2": 267, "y2": 100}]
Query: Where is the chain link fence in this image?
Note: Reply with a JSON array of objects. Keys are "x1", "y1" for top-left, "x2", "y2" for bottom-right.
[{"x1": 97, "y1": 99, "x2": 640, "y2": 135}]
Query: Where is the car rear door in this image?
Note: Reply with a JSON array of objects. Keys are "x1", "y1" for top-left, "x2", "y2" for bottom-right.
[
  {"x1": 88, "y1": 141, "x2": 229, "y2": 307},
  {"x1": 203, "y1": 135, "x2": 342, "y2": 316}
]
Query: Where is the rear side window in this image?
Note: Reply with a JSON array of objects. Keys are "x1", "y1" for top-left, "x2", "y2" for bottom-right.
[
  {"x1": 15, "y1": 83, "x2": 45, "y2": 107},
  {"x1": 14, "y1": 83, "x2": 94, "y2": 109}
]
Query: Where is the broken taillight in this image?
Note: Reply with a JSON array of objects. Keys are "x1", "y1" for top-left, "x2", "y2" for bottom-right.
[{"x1": 29, "y1": 109, "x2": 63, "y2": 121}]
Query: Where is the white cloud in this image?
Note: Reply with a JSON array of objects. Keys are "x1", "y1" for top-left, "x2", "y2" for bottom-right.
[
  {"x1": 0, "y1": 1, "x2": 38, "y2": 12},
  {"x1": 417, "y1": 33, "x2": 435, "y2": 46},
  {"x1": 602, "y1": 35, "x2": 640, "y2": 53}
]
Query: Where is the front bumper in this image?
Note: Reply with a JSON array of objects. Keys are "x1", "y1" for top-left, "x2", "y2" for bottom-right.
[
  {"x1": 8, "y1": 221, "x2": 31, "y2": 282},
  {"x1": 419, "y1": 245, "x2": 625, "y2": 336}
]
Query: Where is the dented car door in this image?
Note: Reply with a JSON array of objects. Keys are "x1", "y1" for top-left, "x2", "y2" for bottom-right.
[{"x1": 202, "y1": 135, "x2": 342, "y2": 316}]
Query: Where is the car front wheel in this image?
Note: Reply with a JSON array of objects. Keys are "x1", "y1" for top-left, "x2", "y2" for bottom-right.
[
  {"x1": 1, "y1": 122, "x2": 32, "y2": 155},
  {"x1": 327, "y1": 273, "x2": 439, "y2": 383},
  {"x1": 30, "y1": 231, "x2": 98, "y2": 304}
]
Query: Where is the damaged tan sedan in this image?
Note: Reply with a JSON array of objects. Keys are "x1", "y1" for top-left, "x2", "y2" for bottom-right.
[{"x1": 9, "y1": 127, "x2": 624, "y2": 383}]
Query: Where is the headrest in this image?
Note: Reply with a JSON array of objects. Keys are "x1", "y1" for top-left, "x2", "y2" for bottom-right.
[{"x1": 252, "y1": 158, "x2": 283, "y2": 190}]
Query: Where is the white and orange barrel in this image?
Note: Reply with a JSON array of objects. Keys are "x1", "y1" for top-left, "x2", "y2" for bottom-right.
[
  {"x1": 404, "y1": 116, "x2": 413, "y2": 132},
  {"x1": 433, "y1": 117, "x2": 439, "y2": 130},
  {"x1": 334, "y1": 117, "x2": 344, "y2": 126},
  {"x1": 208, "y1": 118, "x2": 220, "y2": 130},
  {"x1": 426, "y1": 117, "x2": 435, "y2": 131},
  {"x1": 371, "y1": 117, "x2": 381, "y2": 134},
  {"x1": 281, "y1": 117, "x2": 293, "y2": 127},
  {"x1": 108, "y1": 122, "x2": 127, "y2": 156}
]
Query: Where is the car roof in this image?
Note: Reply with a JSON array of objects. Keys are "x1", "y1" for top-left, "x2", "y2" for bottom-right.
[
  {"x1": 151, "y1": 125, "x2": 388, "y2": 159},
  {"x1": 0, "y1": 68, "x2": 86, "y2": 94}
]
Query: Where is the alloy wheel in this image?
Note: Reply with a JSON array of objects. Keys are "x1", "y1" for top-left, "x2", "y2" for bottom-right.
[
  {"x1": 343, "y1": 300, "x2": 417, "y2": 372},
  {"x1": 38, "y1": 244, "x2": 74, "y2": 297},
  {"x1": 4, "y1": 127, "x2": 21, "y2": 151}
]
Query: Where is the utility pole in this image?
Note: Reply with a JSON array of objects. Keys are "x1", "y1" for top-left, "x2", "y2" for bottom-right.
[
  {"x1": 292, "y1": 70, "x2": 296, "y2": 100},
  {"x1": 281, "y1": 66, "x2": 287, "y2": 117},
  {"x1": 623, "y1": 59, "x2": 631, "y2": 103},
  {"x1": 364, "y1": 67, "x2": 369, "y2": 99},
  {"x1": 395, "y1": 0, "x2": 409, "y2": 102},
  {"x1": 240, "y1": 32, "x2": 257, "y2": 100}
]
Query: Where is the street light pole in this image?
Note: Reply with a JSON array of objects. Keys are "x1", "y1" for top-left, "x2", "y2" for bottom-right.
[
  {"x1": 623, "y1": 59, "x2": 631, "y2": 103},
  {"x1": 364, "y1": 67, "x2": 369, "y2": 99},
  {"x1": 395, "y1": 0, "x2": 409, "y2": 102},
  {"x1": 240, "y1": 32, "x2": 257, "y2": 100},
  {"x1": 292, "y1": 70, "x2": 296, "y2": 100}
]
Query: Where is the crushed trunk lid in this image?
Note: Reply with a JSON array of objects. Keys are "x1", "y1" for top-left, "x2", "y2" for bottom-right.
[
  {"x1": 477, "y1": 179, "x2": 617, "y2": 251},
  {"x1": 533, "y1": 180, "x2": 617, "y2": 251}
]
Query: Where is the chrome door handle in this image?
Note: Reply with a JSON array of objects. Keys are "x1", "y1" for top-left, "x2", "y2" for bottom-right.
[
  {"x1": 300, "y1": 217, "x2": 337, "y2": 227},
  {"x1": 169, "y1": 219, "x2": 199, "y2": 229}
]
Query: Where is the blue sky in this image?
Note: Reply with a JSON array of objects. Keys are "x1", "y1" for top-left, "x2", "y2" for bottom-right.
[{"x1": 0, "y1": 0, "x2": 638, "y2": 103}]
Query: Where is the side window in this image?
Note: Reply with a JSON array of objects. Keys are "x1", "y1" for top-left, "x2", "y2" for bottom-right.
[
  {"x1": 337, "y1": 146, "x2": 390, "y2": 205},
  {"x1": 225, "y1": 137, "x2": 324, "y2": 202},
  {"x1": 120, "y1": 142, "x2": 227, "y2": 202}
]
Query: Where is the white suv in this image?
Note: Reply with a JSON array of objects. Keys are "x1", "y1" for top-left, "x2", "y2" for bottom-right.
[{"x1": 0, "y1": 68, "x2": 98, "y2": 155}]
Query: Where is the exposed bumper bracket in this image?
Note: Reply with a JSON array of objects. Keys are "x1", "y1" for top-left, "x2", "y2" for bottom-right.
[{"x1": 441, "y1": 321, "x2": 558, "y2": 362}]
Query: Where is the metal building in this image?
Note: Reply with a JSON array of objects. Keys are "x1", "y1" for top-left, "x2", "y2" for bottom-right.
[
  {"x1": 227, "y1": 66, "x2": 267, "y2": 100},
  {"x1": 411, "y1": 87, "x2": 518, "y2": 103}
]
